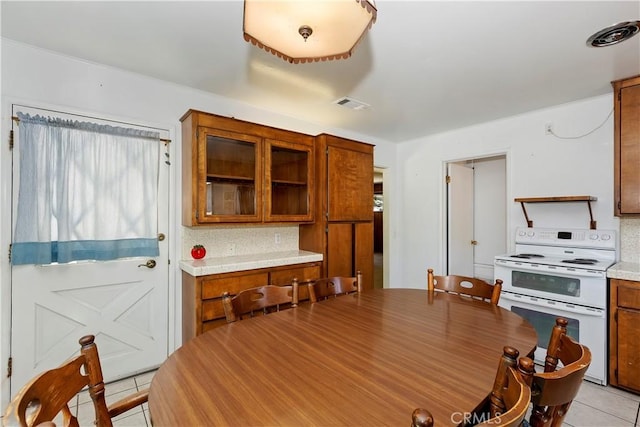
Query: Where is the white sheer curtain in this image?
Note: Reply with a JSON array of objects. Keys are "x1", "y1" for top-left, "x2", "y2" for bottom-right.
[{"x1": 12, "y1": 112, "x2": 160, "y2": 265}]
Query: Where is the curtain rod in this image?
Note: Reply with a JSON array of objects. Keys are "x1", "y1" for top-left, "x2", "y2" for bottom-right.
[{"x1": 11, "y1": 115, "x2": 171, "y2": 144}]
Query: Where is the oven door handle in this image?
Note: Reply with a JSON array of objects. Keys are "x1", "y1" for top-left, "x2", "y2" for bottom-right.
[
  {"x1": 500, "y1": 293, "x2": 605, "y2": 317},
  {"x1": 495, "y1": 261, "x2": 605, "y2": 278}
]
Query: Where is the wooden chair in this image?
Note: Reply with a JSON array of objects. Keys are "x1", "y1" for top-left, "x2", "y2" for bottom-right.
[
  {"x1": 519, "y1": 317, "x2": 592, "y2": 427},
  {"x1": 427, "y1": 268, "x2": 503, "y2": 305},
  {"x1": 307, "y1": 271, "x2": 362, "y2": 303},
  {"x1": 222, "y1": 281, "x2": 299, "y2": 322},
  {"x1": 3, "y1": 335, "x2": 148, "y2": 427},
  {"x1": 411, "y1": 346, "x2": 534, "y2": 427}
]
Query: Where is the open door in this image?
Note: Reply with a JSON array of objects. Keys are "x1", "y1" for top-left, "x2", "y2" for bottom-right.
[
  {"x1": 447, "y1": 163, "x2": 474, "y2": 276},
  {"x1": 446, "y1": 156, "x2": 506, "y2": 281}
]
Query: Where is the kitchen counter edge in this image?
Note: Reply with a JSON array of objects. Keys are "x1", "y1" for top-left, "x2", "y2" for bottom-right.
[
  {"x1": 179, "y1": 250, "x2": 323, "y2": 277},
  {"x1": 607, "y1": 261, "x2": 640, "y2": 282}
]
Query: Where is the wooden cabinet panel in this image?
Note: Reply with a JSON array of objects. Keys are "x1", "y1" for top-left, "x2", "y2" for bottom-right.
[
  {"x1": 201, "y1": 299, "x2": 225, "y2": 322},
  {"x1": 201, "y1": 272, "x2": 268, "y2": 299},
  {"x1": 327, "y1": 223, "x2": 355, "y2": 278},
  {"x1": 270, "y1": 264, "x2": 320, "y2": 301},
  {"x1": 327, "y1": 144, "x2": 373, "y2": 222},
  {"x1": 610, "y1": 278, "x2": 640, "y2": 392},
  {"x1": 617, "y1": 308, "x2": 640, "y2": 391},
  {"x1": 613, "y1": 75, "x2": 640, "y2": 215},
  {"x1": 355, "y1": 221, "x2": 374, "y2": 289},
  {"x1": 618, "y1": 285, "x2": 640, "y2": 310}
]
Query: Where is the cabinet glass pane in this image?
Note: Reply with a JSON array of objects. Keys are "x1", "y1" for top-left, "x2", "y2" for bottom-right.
[
  {"x1": 270, "y1": 146, "x2": 308, "y2": 215},
  {"x1": 206, "y1": 135, "x2": 256, "y2": 215}
]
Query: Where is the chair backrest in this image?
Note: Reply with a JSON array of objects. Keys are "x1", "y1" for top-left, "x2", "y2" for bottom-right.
[
  {"x1": 307, "y1": 271, "x2": 362, "y2": 303},
  {"x1": 5, "y1": 336, "x2": 117, "y2": 427},
  {"x1": 519, "y1": 317, "x2": 592, "y2": 427},
  {"x1": 222, "y1": 281, "x2": 299, "y2": 322},
  {"x1": 411, "y1": 346, "x2": 533, "y2": 427},
  {"x1": 427, "y1": 268, "x2": 502, "y2": 305}
]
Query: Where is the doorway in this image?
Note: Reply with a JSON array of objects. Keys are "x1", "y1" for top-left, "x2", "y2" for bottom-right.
[
  {"x1": 373, "y1": 168, "x2": 384, "y2": 288},
  {"x1": 446, "y1": 155, "x2": 506, "y2": 281}
]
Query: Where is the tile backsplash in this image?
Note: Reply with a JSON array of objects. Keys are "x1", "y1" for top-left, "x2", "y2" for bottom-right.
[
  {"x1": 181, "y1": 225, "x2": 299, "y2": 260},
  {"x1": 620, "y1": 218, "x2": 640, "y2": 264}
]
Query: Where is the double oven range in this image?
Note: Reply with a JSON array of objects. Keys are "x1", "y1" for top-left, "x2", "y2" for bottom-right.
[{"x1": 494, "y1": 227, "x2": 616, "y2": 385}]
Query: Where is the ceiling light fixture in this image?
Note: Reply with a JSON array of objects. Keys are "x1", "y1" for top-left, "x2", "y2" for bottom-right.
[
  {"x1": 243, "y1": 0, "x2": 377, "y2": 64},
  {"x1": 587, "y1": 21, "x2": 640, "y2": 47}
]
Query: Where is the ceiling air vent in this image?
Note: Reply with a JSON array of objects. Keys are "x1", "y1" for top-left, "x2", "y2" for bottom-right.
[
  {"x1": 333, "y1": 97, "x2": 371, "y2": 111},
  {"x1": 587, "y1": 21, "x2": 640, "y2": 47}
]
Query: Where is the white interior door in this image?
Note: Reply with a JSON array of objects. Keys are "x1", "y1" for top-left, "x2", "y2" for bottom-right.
[
  {"x1": 447, "y1": 163, "x2": 474, "y2": 276},
  {"x1": 9, "y1": 111, "x2": 170, "y2": 395},
  {"x1": 473, "y1": 157, "x2": 506, "y2": 281}
]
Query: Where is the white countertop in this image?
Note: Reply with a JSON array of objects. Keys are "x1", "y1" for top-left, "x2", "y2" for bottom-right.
[
  {"x1": 607, "y1": 261, "x2": 640, "y2": 282},
  {"x1": 180, "y1": 250, "x2": 323, "y2": 276}
]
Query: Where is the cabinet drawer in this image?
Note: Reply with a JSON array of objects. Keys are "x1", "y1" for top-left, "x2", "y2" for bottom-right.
[
  {"x1": 270, "y1": 264, "x2": 320, "y2": 301},
  {"x1": 270, "y1": 265, "x2": 320, "y2": 285},
  {"x1": 202, "y1": 298, "x2": 225, "y2": 322},
  {"x1": 201, "y1": 272, "x2": 269, "y2": 299},
  {"x1": 618, "y1": 285, "x2": 640, "y2": 310}
]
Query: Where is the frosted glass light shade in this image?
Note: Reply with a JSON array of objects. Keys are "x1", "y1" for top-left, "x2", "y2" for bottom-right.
[{"x1": 243, "y1": 0, "x2": 377, "y2": 64}]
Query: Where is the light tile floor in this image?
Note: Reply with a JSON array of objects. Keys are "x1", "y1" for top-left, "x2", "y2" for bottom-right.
[{"x1": 7, "y1": 370, "x2": 640, "y2": 426}]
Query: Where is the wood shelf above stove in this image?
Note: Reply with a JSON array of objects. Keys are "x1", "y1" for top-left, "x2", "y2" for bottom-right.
[{"x1": 515, "y1": 196, "x2": 598, "y2": 229}]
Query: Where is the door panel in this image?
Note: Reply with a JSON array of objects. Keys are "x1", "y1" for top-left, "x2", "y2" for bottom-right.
[
  {"x1": 11, "y1": 257, "x2": 168, "y2": 387},
  {"x1": 447, "y1": 163, "x2": 474, "y2": 276},
  {"x1": 10, "y1": 112, "x2": 170, "y2": 394}
]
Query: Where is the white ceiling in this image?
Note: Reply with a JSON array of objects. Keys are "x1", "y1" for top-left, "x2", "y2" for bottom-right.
[{"x1": 2, "y1": 1, "x2": 639, "y2": 143}]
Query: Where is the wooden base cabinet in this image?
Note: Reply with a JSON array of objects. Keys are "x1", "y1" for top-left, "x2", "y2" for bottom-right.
[
  {"x1": 182, "y1": 262, "x2": 321, "y2": 343},
  {"x1": 300, "y1": 134, "x2": 374, "y2": 289},
  {"x1": 613, "y1": 75, "x2": 640, "y2": 215},
  {"x1": 610, "y1": 278, "x2": 640, "y2": 392}
]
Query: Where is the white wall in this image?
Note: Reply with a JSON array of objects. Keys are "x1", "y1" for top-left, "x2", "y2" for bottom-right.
[
  {"x1": 0, "y1": 39, "x2": 398, "y2": 408},
  {"x1": 395, "y1": 94, "x2": 618, "y2": 289}
]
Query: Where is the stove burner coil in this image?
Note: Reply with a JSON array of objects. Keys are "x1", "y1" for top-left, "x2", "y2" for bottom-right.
[
  {"x1": 562, "y1": 258, "x2": 598, "y2": 265},
  {"x1": 510, "y1": 253, "x2": 544, "y2": 259}
]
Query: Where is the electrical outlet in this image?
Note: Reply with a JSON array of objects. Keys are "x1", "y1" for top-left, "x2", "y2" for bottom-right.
[
  {"x1": 275, "y1": 233, "x2": 281, "y2": 244},
  {"x1": 545, "y1": 123, "x2": 553, "y2": 135}
]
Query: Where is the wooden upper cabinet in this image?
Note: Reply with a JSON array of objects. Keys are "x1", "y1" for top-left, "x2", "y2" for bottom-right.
[
  {"x1": 322, "y1": 134, "x2": 374, "y2": 221},
  {"x1": 199, "y1": 127, "x2": 262, "y2": 223},
  {"x1": 265, "y1": 138, "x2": 314, "y2": 222},
  {"x1": 181, "y1": 110, "x2": 315, "y2": 225},
  {"x1": 613, "y1": 75, "x2": 640, "y2": 215}
]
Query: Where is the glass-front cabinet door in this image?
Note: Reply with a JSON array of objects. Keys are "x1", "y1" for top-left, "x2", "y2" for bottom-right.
[
  {"x1": 198, "y1": 127, "x2": 262, "y2": 223},
  {"x1": 264, "y1": 139, "x2": 314, "y2": 222}
]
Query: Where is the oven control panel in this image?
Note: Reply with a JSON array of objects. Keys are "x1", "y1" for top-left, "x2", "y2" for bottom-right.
[{"x1": 514, "y1": 227, "x2": 616, "y2": 249}]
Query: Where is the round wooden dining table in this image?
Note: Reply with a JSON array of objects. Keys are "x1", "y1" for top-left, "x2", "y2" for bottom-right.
[{"x1": 148, "y1": 288, "x2": 537, "y2": 426}]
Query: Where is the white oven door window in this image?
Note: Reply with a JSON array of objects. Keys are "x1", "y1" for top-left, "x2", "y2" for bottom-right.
[
  {"x1": 495, "y1": 263, "x2": 606, "y2": 308},
  {"x1": 500, "y1": 293, "x2": 606, "y2": 385}
]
